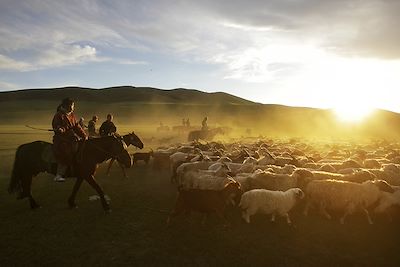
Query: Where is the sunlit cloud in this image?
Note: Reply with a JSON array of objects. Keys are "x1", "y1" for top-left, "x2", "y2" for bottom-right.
[
  {"x1": 0, "y1": 44, "x2": 104, "y2": 71},
  {"x1": 0, "y1": 55, "x2": 31, "y2": 71}
]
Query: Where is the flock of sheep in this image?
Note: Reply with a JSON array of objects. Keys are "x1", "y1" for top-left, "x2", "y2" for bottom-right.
[{"x1": 141, "y1": 138, "x2": 400, "y2": 225}]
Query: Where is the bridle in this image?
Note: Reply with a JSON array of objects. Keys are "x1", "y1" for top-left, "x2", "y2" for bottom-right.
[
  {"x1": 84, "y1": 136, "x2": 130, "y2": 163},
  {"x1": 124, "y1": 133, "x2": 143, "y2": 149}
]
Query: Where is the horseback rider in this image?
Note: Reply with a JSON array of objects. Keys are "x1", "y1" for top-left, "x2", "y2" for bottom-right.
[
  {"x1": 88, "y1": 115, "x2": 99, "y2": 137},
  {"x1": 201, "y1": 116, "x2": 209, "y2": 131},
  {"x1": 78, "y1": 117, "x2": 87, "y2": 129},
  {"x1": 52, "y1": 98, "x2": 87, "y2": 182},
  {"x1": 99, "y1": 113, "x2": 117, "y2": 136}
]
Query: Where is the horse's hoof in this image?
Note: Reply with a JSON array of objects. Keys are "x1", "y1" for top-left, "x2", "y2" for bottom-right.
[
  {"x1": 68, "y1": 200, "x2": 78, "y2": 209},
  {"x1": 31, "y1": 204, "x2": 41, "y2": 210}
]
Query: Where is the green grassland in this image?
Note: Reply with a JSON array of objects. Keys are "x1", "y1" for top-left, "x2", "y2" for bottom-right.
[{"x1": 1, "y1": 128, "x2": 400, "y2": 267}]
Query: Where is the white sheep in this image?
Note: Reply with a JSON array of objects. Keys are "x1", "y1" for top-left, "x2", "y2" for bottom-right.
[
  {"x1": 239, "y1": 188, "x2": 304, "y2": 224},
  {"x1": 304, "y1": 179, "x2": 394, "y2": 224},
  {"x1": 192, "y1": 176, "x2": 234, "y2": 190},
  {"x1": 232, "y1": 173, "x2": 253, "y2": 192},
  {"x1": 176, "y1": 161, "x2": 215, "y2": 185},
  {"x1": 310, "y1": 170, "x2": 344, "y2": 181},
  {"x1": 170, "y1": 152, "x2": 189, "y2": 166},
  {"x1": 250, "y1": 168, "x2": 313, "y2": 191},
  {"x1": 180, "y1": 164, "x2": 231, "y2": 190}
]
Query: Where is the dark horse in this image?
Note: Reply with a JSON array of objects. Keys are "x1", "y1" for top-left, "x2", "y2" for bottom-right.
[
  {"x1": 188, "y1": 127, "x2": 225, "y2": 142},
  {"x1": 106, "y1": 131, "x2": 144, "y2": 177},
  {"x1": 8, "y1": 133, "x2": 141, "y2": 212}
]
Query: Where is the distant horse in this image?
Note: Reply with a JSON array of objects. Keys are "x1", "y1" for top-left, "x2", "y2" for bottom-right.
[
  {"x1": 188, "y1": 127, "x2": 225, "y2": 142},
  {"x1": 156, "y1": 125, "x2": 170, "y2": 132},
  {"x1": 106, "y1": 132, "x2": 144, "y2": 177},
  {"x1": 8, "y1": 134, "x2": 133, "y2": 212}
]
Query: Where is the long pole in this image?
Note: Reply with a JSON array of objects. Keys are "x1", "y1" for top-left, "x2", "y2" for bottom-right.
[{"x1": 25, "y1": 125, "x2": 55, "y2": 132}]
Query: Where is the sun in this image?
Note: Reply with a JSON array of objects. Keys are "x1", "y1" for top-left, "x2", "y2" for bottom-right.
[{"x1": 333, "y1": 104, "x2": 375, "y2": 122}]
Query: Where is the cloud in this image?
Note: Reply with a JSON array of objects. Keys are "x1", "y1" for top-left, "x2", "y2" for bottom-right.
[
  {"x1": 116, "y1": 59, "x2": 148, "y2": 65},
  {"x1": 0, "y1": 54, "x2": 31, "y2": 71},
  {"x1": 1, "y1": 0, "x2": 399, "y2": 91},
  {"x1": 188, "y1": 0, "x2": 400, "y2": 59},
  {"x1": 0, "y1": 44, "x2": 103, "y2": 71},
  {"x1": 36, "y1": 44, "x2": 101, "y2": 68},
  {"x1": 1, "y1": 0, "x2": 399, "y2": 59}
]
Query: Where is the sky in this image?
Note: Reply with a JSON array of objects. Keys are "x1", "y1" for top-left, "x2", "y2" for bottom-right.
[{"x1": 1, "y1": 0, "x2": 399, "y2": 112}]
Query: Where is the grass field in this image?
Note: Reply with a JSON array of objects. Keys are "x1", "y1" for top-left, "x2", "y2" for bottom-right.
[{"x1": 1, "y1": 126, "x2": 400, "y2": 267}]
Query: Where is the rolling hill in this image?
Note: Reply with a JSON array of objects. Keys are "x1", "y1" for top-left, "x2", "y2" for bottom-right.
[{"x1": 0, "y1": 86, "x2": 399, "y2": 140}]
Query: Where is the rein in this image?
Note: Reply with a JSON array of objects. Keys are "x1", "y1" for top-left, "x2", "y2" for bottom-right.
[{"x1": 84, "y1": 138, "x2": 129, "y2": 162}]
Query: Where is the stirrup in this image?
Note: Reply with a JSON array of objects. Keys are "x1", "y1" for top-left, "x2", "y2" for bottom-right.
[{"x1": 54, "y1": 174, "x2": 66, "y2": 182}]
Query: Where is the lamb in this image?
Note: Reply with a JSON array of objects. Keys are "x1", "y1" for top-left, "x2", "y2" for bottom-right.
[
  {"x1": 304, "y1": 179, "x2": 394, "y2": 224},
  {"x1": 167, "y1": 180, "x2": 243, "y2": 226},
  {"x1": 239, "y1": 188, "x2": 304, "y2": 224}
]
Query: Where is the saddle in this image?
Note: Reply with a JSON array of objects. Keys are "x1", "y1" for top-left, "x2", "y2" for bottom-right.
[{"x1": 41, "y1": 141, "x2": 86, "y2": 177}]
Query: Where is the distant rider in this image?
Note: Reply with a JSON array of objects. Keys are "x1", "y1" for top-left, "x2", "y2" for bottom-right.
[
  {"x1": 88, "y1": 115, "x2": 99, "y2": 137},
  {"x1": 78, "y1": 117, "x2": 87, "y2": 129},
  {"x1": 99, "y1": 113, "x2": 117, "y2": 136},
  {"x1": 201, "y1": 116, "x2": 209, "y2": 131}
]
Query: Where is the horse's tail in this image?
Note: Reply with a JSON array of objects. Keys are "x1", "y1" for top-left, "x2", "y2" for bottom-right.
[{"x1": 8, "y1": 145, "x2": 23, "y2": 194}]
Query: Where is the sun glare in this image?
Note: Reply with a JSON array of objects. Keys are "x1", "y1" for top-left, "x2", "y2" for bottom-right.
[{"x1": 333, "y1": 105, "x2": 375, "y2": 122}]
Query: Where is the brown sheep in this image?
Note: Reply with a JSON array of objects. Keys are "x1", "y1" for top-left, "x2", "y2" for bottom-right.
[
  {"x1": 152, "y1": 152, "x2": 171, "y2": 170},
  {"x1": 132, "y1": 150, "x2": 153, "y2": 165},
  {"x1": 167, "y1": 180, "x2": 243, "y2": 226}
]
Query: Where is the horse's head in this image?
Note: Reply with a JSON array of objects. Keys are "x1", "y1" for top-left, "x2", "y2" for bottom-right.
[
  {"x1": 123, "y1": 132, "x2": 144, "y2": 149},
  {"x1": 110, "y1": 134, "x2": 132, "y2": 168}
]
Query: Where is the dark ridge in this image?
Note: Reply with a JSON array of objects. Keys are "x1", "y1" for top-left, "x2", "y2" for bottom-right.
[{"x1": 0, "y1": 86, "x2": 255, "y2": 105}]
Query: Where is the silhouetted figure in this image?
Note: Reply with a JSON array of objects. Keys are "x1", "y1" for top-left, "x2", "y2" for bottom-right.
[
  {"x1": 78, "y1": 117, "x2": 87, "y2": 129},
  {"x1": 88, "y1": 115, "x2": 99, "y2": 137},
  {"x1": 201, "y1": 116, "x2": 209, "y2": 131},
  {"x1": 99, "y1": 114, "x2": 117, "y2": 136},
  {"x1": 186, "y1": 118, "x2": 190, "y2": 128}
]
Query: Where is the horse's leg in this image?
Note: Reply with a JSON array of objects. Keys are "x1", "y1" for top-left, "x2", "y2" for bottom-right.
[
  {"x1": 21, "y1": 175, "x2": 40, "y2": 209},
  {"x1": 106, "y1": 158, "x2": 115, "y2": 176},
  {"x1": 68, "y1": 177, "x2": 84, "y2": 208},
  {"x1": 85, "y1": 175, "x2": 110, "y2": 212},
  {"x1": 27, "y1": 177, "x2": 40, "y2": 209},
  {"x1": 118, "y1": 161, "x2": 128, "y2": 178}
]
